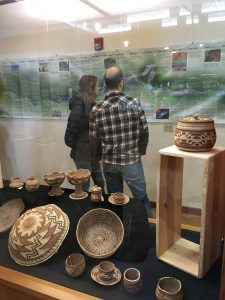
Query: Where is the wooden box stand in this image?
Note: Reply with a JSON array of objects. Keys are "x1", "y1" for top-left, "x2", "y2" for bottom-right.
[{"x1": 156, "y1": 145, "x2": 225, "y2": 278}]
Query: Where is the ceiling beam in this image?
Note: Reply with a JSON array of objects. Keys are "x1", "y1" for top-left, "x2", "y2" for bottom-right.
[
  {"x1": 0, "y1": 0, "x2": 23, "y2": 5},
  {"x1": 80, "y1": 0, "x2": 111, "y2": 17}
]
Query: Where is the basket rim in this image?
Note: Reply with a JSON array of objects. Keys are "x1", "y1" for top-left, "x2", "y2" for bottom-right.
[{"x1": 76, "y1": 208, "x2": 124, "y2": 258}]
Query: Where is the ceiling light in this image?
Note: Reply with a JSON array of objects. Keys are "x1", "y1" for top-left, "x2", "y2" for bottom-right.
[
  {"x1": 164, "y1": 46, "x2": 170, "y2": 50},
  {"x1": 22, "y1": 0, "x2": 103, "y2": 22},
  {"x1": 77, "y1": 22, "x2": 89, "y2": 31},
  {"x1": 123, "y1": 40, "x2": 129, "y2": 47},
  {"x1": 94, "y1": 22, "x2": 101, "y2": 31},
  {"x1": 193, "y1": 15, "x2": 199, "y2": 24},
  {"x1": 77, "y1": 22, "x2": 96, "y2": 32},
  {"x1": 87, "y1": 0, "x2": 168, "y2": 15},
  {"x1": 161, "y1": 17, "x2": 177, "y2": 27},
  {"x1": 201, "y1": 0, "x2": 225, "y2": 13},
  {"x1": 98, "y1": 24, "x2": 131, "y2": 34},
  {"x1": 127, "y1": 9, "x2": 169, "y2": 23},
  {"x1": 186, "y1": 14, "x2": 199, "y2": 24},
  {"x1": 208, "y1": 11, "x2": 225, "y2": 22},
  {"x1": 186, "y1": 15, "x2": 192, "y2": 24},
  {"x1": 179, "y1": 6, "x2": 191, "y2": 16}
]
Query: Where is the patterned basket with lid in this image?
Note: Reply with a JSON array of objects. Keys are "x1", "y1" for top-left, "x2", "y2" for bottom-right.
[
  {"x1": 8, "y1": 204, "x2": 69, "y2": 266},
  {"x1": 174, "y1": 114, "x2": 216, "y2": 152},
  {"x1": 76, "y1": 208, "x2": 124, "y2": 259}
]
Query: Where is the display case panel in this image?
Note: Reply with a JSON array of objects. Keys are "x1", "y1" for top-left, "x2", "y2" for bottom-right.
[{"x1": 0, "y1": 266, "x2": 99, "y2": 300}]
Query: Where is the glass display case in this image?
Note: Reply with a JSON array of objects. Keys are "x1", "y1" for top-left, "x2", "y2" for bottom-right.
[{"x1": 0, "y1": 1, "x2": 225, "y2": 299}]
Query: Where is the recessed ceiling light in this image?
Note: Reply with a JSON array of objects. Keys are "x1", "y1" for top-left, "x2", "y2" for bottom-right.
[
  {"x1": 22, "y1": 0, "x2": 103, "y2": 22},
  {"x1": 208, "y1": 11, "x2": 225, "y2": 22},
  {"x1": 94, "y1": 22, "x2": 101, "y2": 31},
  {"x1": 201, "y1": 0, "x2": 225, "y2": 13},
  {"x1": 123, "y1": 40, "x2": 129, "y2": 47},
  {"x1": 179, "y1": 6, "x2": 191, "y2": 16},
  {"x1": 186, "y1": 15, "x2": 192, "y2": 24},
  {"x1": 161, "y1": 17, "x2": 177, "y2": 27},
  {"x1": 98, "y1": 24, "x2": 131, "y2": 34},
  {"x1": 127, "y1": 9, "x2": 169, "y2": 23},
  {"x1": 193, "y1": 15, "x2": 199, "y2": 24},
  {"x1": 87, "y1": 0, "x2": 168, "y2": 15}
]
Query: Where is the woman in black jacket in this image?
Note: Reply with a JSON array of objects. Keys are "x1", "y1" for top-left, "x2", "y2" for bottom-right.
[{"x1": 64, "y1": 75, "x2": 105, "y2": 192}]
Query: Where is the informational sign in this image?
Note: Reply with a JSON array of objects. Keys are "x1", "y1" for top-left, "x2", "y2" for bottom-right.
[{"x1": 0, "y1": 46, "x2": 225, "y2": 123}]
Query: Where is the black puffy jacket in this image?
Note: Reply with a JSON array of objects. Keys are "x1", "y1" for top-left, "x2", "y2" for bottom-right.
[{"x1": 64, "y1": 95, "x2": 94, "y2": 160}]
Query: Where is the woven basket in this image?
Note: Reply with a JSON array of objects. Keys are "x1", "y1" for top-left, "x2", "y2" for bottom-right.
[
  {"x1": 67, "y1": 169, "x2": 91, "y2": 181},
  {"x1": 8, "y1": 204, "x2": 69, "y2": 266},
  {"x1": 76, "y1": 208, "x2": 124, "y2": 259},
  {"x1": 43, "y1": 172, "x2": 66, "y2": 185},
  {"x1": 174, "y1": 115, "x2": 216, "y2": 152}
]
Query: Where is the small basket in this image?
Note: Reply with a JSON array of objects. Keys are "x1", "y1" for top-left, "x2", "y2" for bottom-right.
[
  {"x1": 76, "y1": 208, "x2": 124, "y2": 259},
  {"x1": 43, "y1": 172, "x2": 65, "y2": 185},
  {"x1": 67, "y1": 169, "x2": 91, "y2": 181}
]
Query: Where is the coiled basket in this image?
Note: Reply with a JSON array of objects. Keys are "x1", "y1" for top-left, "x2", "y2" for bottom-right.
[
  {"x1": 76, "y1": 208, "x2": 124, "y2": 259},
  {"x1": 174, "y1": 114, "x2": 216, "y2": 152}
]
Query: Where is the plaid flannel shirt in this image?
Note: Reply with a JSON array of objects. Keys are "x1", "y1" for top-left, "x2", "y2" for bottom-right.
[{"x1": 89, "y1": 91, "x2": 149, "y2": 165}]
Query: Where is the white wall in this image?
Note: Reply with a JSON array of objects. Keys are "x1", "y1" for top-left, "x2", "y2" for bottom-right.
[
  {"x1": 1, "y1": 15, "x2": 225, "y2": 59},
  {"x1": 0, "y1": 15, "x2": 225, "y2": 208},
  {"x1": 0, "y1": 118, "x2": 224, "y2": 208}
]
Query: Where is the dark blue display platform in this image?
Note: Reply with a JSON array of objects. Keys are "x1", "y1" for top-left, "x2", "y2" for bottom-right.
[{"x1": 0, "y1": 184, "x2": 222, "y2": 300}]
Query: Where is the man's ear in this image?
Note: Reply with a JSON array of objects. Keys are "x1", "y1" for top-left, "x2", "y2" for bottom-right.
[{"x1": 119, "y1": 80, "x2": 124, "y2": 90}]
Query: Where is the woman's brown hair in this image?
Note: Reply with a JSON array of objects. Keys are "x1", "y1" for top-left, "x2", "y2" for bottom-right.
[{"x1": 79, "y1": 75, "x2": 98, "y2": 106}]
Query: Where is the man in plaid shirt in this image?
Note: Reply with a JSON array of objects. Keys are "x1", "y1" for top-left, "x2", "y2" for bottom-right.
[{"x1": 89, "y1": 66, "x2": 153, "y2": 218}]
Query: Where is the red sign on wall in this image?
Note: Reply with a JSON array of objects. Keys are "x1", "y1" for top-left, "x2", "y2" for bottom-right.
[{"x1": 94, "y1": 37, "x2": 104, "y2": 51}]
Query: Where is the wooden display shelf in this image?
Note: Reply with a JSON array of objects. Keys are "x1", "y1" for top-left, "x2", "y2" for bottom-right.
[
  {"x1": 0, "y1": 266, "x2": 101, "y2": 300},
  {"x1": 156, "y1": 145, "x2": 225, "y2": 279}
]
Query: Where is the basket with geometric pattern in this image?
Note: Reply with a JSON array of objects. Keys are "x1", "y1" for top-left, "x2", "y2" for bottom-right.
[
  {"x1": 8, "y1": 204, "x2": 69, "y2": 266},
  {"x1": 174, "y1": 114, "x2": 216, "y2": 152}
]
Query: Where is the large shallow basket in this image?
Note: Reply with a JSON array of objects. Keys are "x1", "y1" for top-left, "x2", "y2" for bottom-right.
[
  {"x1": 8, "y1": 204, "x2": 69, "y2": 266},
  {"x1": 76, "y1": 208, "x2": 124, "y2": 259},
  {"x1": 0, "y1": 198, "x2": 25, "y2": 233}
]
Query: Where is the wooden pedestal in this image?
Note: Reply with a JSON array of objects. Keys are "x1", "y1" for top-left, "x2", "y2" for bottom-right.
[{"x1": 156, "y1": 145, "x2": 225, "y2": 278}]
